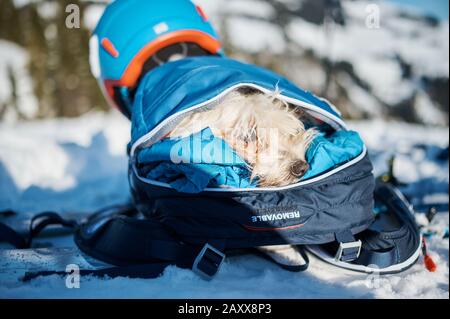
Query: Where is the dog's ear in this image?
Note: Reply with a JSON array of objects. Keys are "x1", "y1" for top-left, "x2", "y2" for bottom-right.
[{"x1": 290, "y1": 160, "x2": 309, "y2": 177}]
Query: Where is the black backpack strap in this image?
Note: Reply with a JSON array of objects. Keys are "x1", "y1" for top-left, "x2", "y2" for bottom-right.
[
  {"x1": 0, "y1": 204, "x2": 135, "y2": 249},
  {"x1": 73, "y1": 214, "x2": 227, "y2": 281},
  {"x1": 334, "y1": 230, "x2": 362, "y2": 262},
  {"x1": 23, "y1": 262, "x2": 177, "y2": 282},
  {"x1": 22, "y1": 242, "x2": 226, "y2": 282},
  {"x1": 6, "y1": 205, "x2": 311, "y2": 281},
  {"x1": 0, "y1": 221, "x2": 28, "y2": 249},
  {"x1": 0, "y1": 211, "x2": 78, "y2": 249},
  {"x1": 2, "y1": 206, "x2": 226, "y2": 281},
  {"x1": 28, "y1": 212, "x2": 78, "y2": 242},
  {"x1": 253, "y1": 245, "x2": 310, "y2": 272}
]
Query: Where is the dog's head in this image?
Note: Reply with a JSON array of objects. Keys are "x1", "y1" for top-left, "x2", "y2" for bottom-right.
[{"x1": 225, "y1": 91, "x2": 317, "y2": 187}]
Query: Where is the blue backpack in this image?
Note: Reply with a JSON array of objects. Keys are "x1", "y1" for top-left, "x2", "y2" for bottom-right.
[
  {"x1": 73, "y1": 57, "x2": 421, "y2": 279},
  {"x1": 0, "y1": 57, "x2": 422, "y2": 281}
]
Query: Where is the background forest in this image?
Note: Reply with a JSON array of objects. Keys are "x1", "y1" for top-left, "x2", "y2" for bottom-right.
[{"x1": 0, "y1": 0, "x2": 448, "y2": 125}]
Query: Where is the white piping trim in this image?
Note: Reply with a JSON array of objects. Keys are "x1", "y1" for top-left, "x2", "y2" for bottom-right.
[
  {"x1": 305, "y1": 235, "x2": 422, "y2": 274},
  {"x1": 318, "y1": 97, "x2": 342, "y2": 117},
  {"x1": 130, "y1": 83, "x2": 348, "y2": 156},
  {"x1": 132, "y1": 146, "x2": 368, "y2": 193}
]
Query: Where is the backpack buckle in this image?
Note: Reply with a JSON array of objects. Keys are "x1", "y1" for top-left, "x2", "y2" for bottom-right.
[
  {"x1": 335, "y1": 240, "x2": 362, "y2": 262},
  {"x1": 192, "y1": 243, "x2": 225, "y2": 280}
]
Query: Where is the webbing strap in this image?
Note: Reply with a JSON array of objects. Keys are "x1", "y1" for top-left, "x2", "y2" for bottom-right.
[
  {"x1": 22, "y1": 241, "x2": 226, "y2": 282},
  {"x1": 335, "y1": 231, "x2": 362, "y2": 262},
  {"x1": 0, "y1": 222, "x2": 27, "y2": 249},
  {"x1": 0, "y1": 205, "x2": 136, "y2": 249},
  {"x1": 0, "y1": 211, "x2": 78, "y2": 249},
  {"x1": 29, "y1": 212, "x2": 78, "y2": 241},
  {"x1": 22, "y1": 262, "x2": 174, "y2": 282},
  {"x1": 75, "y1": 215, "x2": 227, "y2": 280},
  {"x1": 2, "y1": 207, "x2": 312, "y2": 281},
  {"x1": 1, "y1": 207, "x2": 227, "y2": 281},
  {"x1": 254, "y1": 246, "x2": 310, "y2": 273},
  {"x1": 334, "y1": 228, "x2": 404, "y2": 268}
]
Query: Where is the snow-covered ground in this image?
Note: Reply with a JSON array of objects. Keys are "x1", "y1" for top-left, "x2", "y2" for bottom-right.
[{"x1": 0, "y1": 112, "x2": 448, "y2": 299}]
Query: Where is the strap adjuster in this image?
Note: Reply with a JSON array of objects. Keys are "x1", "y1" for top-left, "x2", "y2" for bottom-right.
[
  {"x1": 192, "y1": 244, "x2": 225, "y2": 280},
  {"x1": 335, "y1": 240, "x2": 362, "y2": 262}
]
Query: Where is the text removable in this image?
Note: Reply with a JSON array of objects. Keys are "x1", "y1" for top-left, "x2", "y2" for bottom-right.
[{"x1": 251, "y1": 211, "x2": 301, "y2": 223}]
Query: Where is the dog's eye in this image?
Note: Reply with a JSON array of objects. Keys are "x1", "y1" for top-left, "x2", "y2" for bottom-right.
[
  {"x1": 290, "y1": 161, "x2": 309, "y2": 177},
  {"x1": 247, "y1": 131, "x2": 257, "y2": 143},
  {"x1": 237, "y1": 87, "x2": 261, "y2": 96},
  {"x1": 239, "y1": 131, "x2": 257, "y2": 144}
]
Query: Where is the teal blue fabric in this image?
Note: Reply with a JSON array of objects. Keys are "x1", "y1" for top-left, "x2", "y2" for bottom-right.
[
  {"x1": 138, "y1": 128, "x2": 256, "y2": 193},
  {"x1": 137, "y1": 128, "x2": 364, "y2": 193},
  {"x1": 303, "y1": 130, "x2": 365, "y2": 180}
]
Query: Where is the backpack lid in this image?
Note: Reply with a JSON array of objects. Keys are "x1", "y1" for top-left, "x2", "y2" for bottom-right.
[{"x1": 130, "y1": 56, "x2": 346, "y2": 155}]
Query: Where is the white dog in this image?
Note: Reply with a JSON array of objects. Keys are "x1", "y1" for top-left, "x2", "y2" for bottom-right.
[{"x1": 169, "y1": 88, "x2": 317, "y2": 187}]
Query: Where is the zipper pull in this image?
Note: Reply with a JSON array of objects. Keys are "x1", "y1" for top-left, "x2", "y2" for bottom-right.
[{"x1": 422, "y1": 237, "x2": 437, "y2": 273}]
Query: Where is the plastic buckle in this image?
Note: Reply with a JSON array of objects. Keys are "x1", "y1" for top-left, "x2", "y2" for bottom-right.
[
  {"x1": 335, "y1": 240, "x2": 362, "y2": 262},
  {"x1": 192, "y1": 244, "x2": 225, "y2": 280}
]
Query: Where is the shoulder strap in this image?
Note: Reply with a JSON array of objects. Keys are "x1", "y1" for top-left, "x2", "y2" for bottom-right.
[
  {"x1": 0, "y1": 222, "x2": 28, "y2": 249},
  {"x1": 3, "y1": 205, "x2": 310, "y2": 282},
  {"x1": 0, "y1": 211, "x2": 79, "y2": 249},
  {"x1": 0, "y1": 205, "x2": 138, "y2": 249},
  {"x1": 254, "y1": 245, "x2": 310, "y2": 272},
  {"x1": 74, "y1": 213, "x2": 227, "y2": 280}
]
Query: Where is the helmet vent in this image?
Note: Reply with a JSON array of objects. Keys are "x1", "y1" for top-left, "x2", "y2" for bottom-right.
[
  {"x1": 101, "y1": 38, "x2": 120, "y2": 58},
  {"x1": 195, "y1": 5, "x2": 208, "y2": 21}
]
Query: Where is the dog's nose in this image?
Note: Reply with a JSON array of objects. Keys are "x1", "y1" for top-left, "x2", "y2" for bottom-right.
[{"x1": 290, "y1": 161, "x2": 309, "y2": 177}]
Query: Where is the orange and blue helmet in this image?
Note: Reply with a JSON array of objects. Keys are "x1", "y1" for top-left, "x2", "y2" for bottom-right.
[{"x1": 89, "y1": 0, "x2": 223, "y2": 117}]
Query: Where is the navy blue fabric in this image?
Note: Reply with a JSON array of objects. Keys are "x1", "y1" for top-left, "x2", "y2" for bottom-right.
[
  {"x1": 315, "y1": 181, "x2": 422, "y2": 271},
  {"x1": 130, "y1": 153, "x2": 376, "y2": 248},
  {"x1": 131, "y1": 56, "x2": 343, "y2": 144}
]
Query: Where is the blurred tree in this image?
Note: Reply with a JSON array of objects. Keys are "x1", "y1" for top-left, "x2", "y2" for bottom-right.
[
  {"x1": 0, "y1": 0, "x2": 107, "y2": 120},
  {"x1": 0, "y1": 0, "x2": 22, "y2": 44},
  {"x1": 51, "y1": 0, "x2": 105, "y2": 117}
]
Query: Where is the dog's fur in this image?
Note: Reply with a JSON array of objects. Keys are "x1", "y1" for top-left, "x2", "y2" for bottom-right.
[{"x1": 169, "y1": 89, "x2": 317, "y2": 187}]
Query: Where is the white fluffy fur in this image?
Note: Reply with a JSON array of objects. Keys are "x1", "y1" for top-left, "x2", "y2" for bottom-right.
[{"x1": 169, "y1": 90, "x2": 317, "y2": 187}]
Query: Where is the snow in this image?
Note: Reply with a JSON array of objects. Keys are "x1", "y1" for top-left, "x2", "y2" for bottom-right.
[
  {"x1": 352, "y1": 57, "x2": 414, "y2": 105},
  {"x1": 36, "y1": 1, "x2": 59, "y2": 20},
  {"x1": 349, "y1": 120, "x2": 449, "y2": 179},
  {"x1": 0, "y1": 112, "x2": 448, "y2": 299},
  {"x1": 194, "y1": 0, "x2": 286, "y2": 54},
  {"x1": 414, "y1": 91, "x2": 448, "y2": 127},
  {"x1": 83, "y1": 4, "x2": 106, "y2": 30},
  {"x1": 286, "y1": 0, "x2": 449, "y2": 106},
  {"x1": 221, "y1": 0, "x2": 276, "y2": 20},
  {"x1": 227, "y1": 17, "x2": 287, "y2": 54},
  {"x1": 336, "y1": 73, "x2": 384, "y2": 117},
  {"x1": 0, "y1": 111, "x2": 130, "y2": 213}
]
